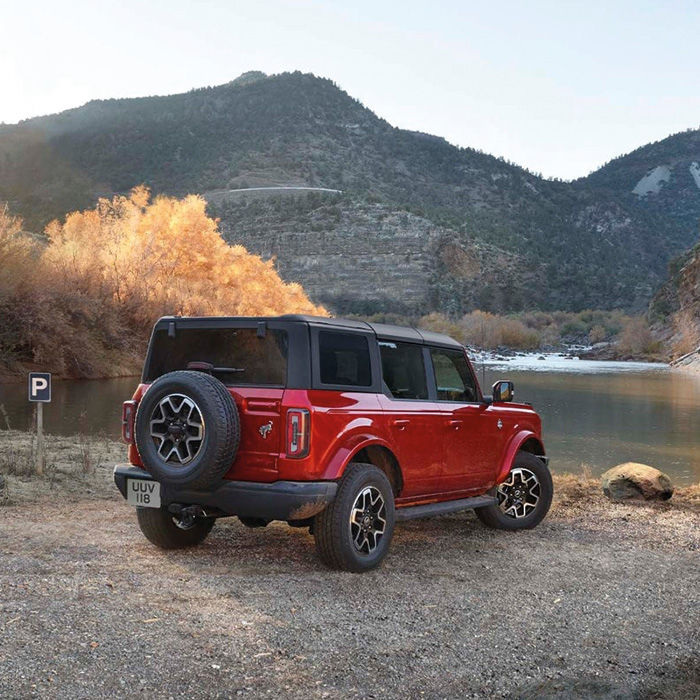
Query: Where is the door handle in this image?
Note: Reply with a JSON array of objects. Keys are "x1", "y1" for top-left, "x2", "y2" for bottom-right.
[
  {"x1": 391, "y1": 419, "x2": 410, "y2": 430},
  {"x1": 447, "y1": 419, "x2": 463, "y2": 430}
]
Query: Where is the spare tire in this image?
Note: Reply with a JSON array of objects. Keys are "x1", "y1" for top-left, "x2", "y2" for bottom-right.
[{"x1": 134, "y1": 370, "x2": 240, "y2": 489}]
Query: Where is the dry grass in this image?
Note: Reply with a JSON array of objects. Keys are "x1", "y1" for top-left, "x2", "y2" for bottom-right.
[
  {"x1": 551, "y1": 466, "x2": 602, "y2": 513},
  {"x1": 675, "y1": 482, "x2": 700, "y2": 510},
  {"x1": 0, "y1": 429, "x2": 124, "y2": 505},
  {"x1": 1, "y1": 430, "x2": 699, "y2": 515},
  {"x1": 553, "y1": 467, "x2": 700, "y2": 514}
]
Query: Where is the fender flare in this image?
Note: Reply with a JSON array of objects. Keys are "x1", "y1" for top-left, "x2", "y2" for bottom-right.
[
  {"x1": 495, "y1": 430, "x2": 545, "y2": 484},
  {"x1": 318, "y1": 433, "x2": 399, "y2": 481}
]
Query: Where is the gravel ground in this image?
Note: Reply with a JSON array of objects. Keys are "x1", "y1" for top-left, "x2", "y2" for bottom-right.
[{"x1": 1, "y1": 434, "x2": 699, "y2": 699}]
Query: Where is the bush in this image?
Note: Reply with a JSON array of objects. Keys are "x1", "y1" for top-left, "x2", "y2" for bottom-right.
[
  {"x1": 617, "y1": 318, "x2": 663, "y2": 356},
  {"x1": 0, "y1": 188, "x2": 326, "y2": 378},
  {"x1": 417, "y1": 313, "x2": 465, "y2": 343},
  {"x1": 461, "y1": 311, "x2": 540, "y2": 350},
  {"x1": 589, "y1": 324, "x2": 607, "y2": 344},
  {"x1": 670, "y1": 309, "x2": 700, "y2": 358}
]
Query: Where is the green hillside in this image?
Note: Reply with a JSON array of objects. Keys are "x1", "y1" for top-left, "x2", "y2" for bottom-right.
[{"x1": 1, "y1": 71, "x2": 699, "y2": 314}]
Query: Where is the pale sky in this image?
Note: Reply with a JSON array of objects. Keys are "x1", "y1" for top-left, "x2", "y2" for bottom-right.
[{"x1": 2, "y1": 0, "x2": 699, "y2": 180}]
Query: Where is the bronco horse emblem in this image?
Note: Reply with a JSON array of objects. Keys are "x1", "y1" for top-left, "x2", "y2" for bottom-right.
[{"x1": 259, "y1": 421, "x2": 273, "y2": 439}]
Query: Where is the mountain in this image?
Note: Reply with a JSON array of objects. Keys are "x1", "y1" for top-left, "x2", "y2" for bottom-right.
[
  {"x1": 1, "y1": 71, "x2": 699, "y2": 315},
  {"x1": 579, "y1": 128, "x2": 700, "y2": 275}
]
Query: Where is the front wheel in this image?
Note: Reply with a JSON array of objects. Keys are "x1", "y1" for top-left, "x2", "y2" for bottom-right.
[
  {"x1": 314, "y1": 463, "x2": 395, "y2": 572},
  {"x1": 136, "y1": 506, "x2": 216, "y2": 549},
  {"x1": 475, "y1": 451, "x2": 553, "y2": 530}
]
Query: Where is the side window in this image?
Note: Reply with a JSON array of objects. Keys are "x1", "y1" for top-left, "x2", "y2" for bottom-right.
[
  {"x1": 318, "y1": 332, "x2": 372, "y2": 387},
  {"x1": 379, "y1": 341, "x2": 428, "y2": 400},
  {"x1": 430, "y1": 348, "x2": 478, "y2": 402}
]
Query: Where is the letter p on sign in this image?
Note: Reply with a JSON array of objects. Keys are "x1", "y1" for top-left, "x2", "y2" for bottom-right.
[{"x1": 29, "y1": 372, "x2": 51, "y2": 402}]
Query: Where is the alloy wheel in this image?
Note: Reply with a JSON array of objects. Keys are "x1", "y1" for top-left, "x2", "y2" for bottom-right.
[
  {"x1": 497, "y1": 467, "x2": 541, "y2": 518},
  {"x1": 149, "y1": 393, "x2": 205, "y2": 464},
  {"x1": 349, "y1": 486, "x2": 387, "y2": 554}
]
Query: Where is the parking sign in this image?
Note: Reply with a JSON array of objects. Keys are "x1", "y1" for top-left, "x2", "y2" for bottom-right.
[{"x1": 28, "y1": 372, "x2": 51, "y2": 402}]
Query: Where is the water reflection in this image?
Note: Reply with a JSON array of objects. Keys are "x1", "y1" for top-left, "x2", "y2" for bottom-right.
[
  {"x1": 0, "y1": 377, "x2": 137, "y2": 437},
  {"x1": 480, "y1": 365, "x2": 700, "y2": 485},
  {"x1": 1, "y1": 363, "x2": 699, "y2": 484}
]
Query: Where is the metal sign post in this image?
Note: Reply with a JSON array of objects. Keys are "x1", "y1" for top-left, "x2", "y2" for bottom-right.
[{"x1": 28, "y1": 372, "x2": 51, "y2": 475}]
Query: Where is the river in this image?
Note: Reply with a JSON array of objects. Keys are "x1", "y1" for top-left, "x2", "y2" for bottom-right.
[{"x1": 1, "y1": 356, "x2": 698, "y2": 484}]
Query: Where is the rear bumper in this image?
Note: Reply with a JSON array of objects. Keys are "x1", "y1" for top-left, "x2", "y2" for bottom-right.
[{"x1": 113, "y1": 464, "x2": 337, "y2": 521}]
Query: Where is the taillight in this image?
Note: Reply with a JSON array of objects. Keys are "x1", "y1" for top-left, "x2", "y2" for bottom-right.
[
  {"x1": 286, "y1": 409, "x2": 310, "y2": 459},
  {"x1": 122, "y1": 401, "x2": 137, "y2": 444}
]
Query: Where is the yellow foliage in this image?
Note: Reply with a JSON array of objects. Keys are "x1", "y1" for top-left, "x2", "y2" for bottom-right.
[
  {"x1": 0, "y1": 189, "x2": 326, "y2": 378},
  {"x1": 43, "y1": 187, "x2": 326, "y2": 329},
  {"x1": 0, "y1": 206, "x2": 39, "y2": 295}
]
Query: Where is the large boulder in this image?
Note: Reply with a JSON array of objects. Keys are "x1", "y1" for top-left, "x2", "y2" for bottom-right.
[{"x1": 601, "y1": 463, "x2": 674, "y2": 501}]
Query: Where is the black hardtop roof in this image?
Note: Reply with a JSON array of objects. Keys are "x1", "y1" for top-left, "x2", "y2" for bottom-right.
[{"x1": 155, "y1": 315, "x2": 463, "y2": 349}]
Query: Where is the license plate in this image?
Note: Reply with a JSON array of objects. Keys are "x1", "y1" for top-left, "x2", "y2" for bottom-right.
[{"x1": 126, "y1": 479, "x2": 161, "y2": 508}]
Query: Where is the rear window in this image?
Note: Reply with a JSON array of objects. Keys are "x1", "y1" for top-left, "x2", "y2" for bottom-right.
[
  {"x1": 144, "y1": 327, "x2": 288, "y2": 386},
  {"x1": 318, "y1": 331, "x2": 372, "y2": 387}
]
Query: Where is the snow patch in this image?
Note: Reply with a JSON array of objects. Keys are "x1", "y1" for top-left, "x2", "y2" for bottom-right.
[
  {"x1": 690, "y1": 162, "x2": 700, "y2": 191},
  {"x1": 632, "y1": 165, "x2": 671, "y2": 196}
]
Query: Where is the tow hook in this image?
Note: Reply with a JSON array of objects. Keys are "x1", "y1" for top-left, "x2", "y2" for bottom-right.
[{"x1": 168, "y1": 503, "x2": 206, "y2": 528}]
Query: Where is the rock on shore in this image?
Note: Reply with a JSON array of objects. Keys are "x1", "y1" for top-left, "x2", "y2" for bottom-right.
[{"x1": 601, "y1": 462, "x2": 674, "y2": 501}]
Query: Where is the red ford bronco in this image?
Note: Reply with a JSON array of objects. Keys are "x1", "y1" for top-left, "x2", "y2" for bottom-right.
[{"x1": 114, "y1": 315, "x2": 552, "y2": 572}]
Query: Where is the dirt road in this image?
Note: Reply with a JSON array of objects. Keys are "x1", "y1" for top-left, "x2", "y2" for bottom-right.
[{"x1": 1, "y1": 461, "x2": 699, "y2": 700}]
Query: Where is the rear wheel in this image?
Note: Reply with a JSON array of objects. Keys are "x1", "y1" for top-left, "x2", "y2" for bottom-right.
[
  {"x1": 314, "y1": 463, "x2": 395, "y2": 572},
  {"x1": 136, "y1": 506, "x2": 216, "y2": 549},
  {"x1": 475, "y1": 451, "x2": 553, "y2": 530}
]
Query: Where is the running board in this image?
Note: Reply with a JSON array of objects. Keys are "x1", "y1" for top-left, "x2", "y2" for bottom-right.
[{"x1": 395, "y1": 495, "x2": 498, "y2": 522}]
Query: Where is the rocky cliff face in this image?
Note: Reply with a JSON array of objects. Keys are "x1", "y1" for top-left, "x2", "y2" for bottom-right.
[
  {"x1": 650, "y1": 238, "x2": 700, "y2": 361},
  {"x1": 212, "y1": 193, "x2": 538, "y2": 315}
]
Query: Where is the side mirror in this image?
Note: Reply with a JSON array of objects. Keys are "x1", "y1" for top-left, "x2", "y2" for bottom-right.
[{"x1": 492, "y1": 380, "x2": 514, "y2": 402}]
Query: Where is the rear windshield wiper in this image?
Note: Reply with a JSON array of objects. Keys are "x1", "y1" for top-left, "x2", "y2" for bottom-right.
[{"x1": 187, "y1": 361, "x2": 246, "y2": 374}]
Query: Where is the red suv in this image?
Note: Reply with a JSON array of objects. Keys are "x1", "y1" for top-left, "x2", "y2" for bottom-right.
[{"x1": 115, "y1": 315, "x2": 552, "y2": 572}]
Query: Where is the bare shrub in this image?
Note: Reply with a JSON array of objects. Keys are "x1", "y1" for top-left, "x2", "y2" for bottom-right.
[
  {"x1": 417, "y1": 312, "x2": 465, "y2": 343},
  {"x1": 461, "y1": 311, "x2": 540, "y2": 350},
  {"x1": 0, "y1": 405, "x2": 11, "y2": 430},
  {"x1": 589, "y1": 324, "x2": 607, "y2": 344},
  {"x1": 670, "y1": 308, "x2": 700, "y2": 358},
  {"x1": 617, "y1": 317, "x2": 663, "y2": 356}
]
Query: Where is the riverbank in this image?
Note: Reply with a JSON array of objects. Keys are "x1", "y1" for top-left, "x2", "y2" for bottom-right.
[
  {"x1": 1, "y1": 431, "x2": 699, "y2": 699},
  {"x1": 0, "y1": 309, "x2": 669, "y2": 385},
  {"x1": 2, "y1": 429, "x2": 699, "y2": 507},
  {"x1": 472, "y1": 345, "x2": 668, "y2": 366},
  {"x1": 669, "y1": 350, "x2": 700, "y2": 374}
]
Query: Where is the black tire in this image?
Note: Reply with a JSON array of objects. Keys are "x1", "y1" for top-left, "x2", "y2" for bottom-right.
[
  {"x1": 135, "y1": 370, "x2": 240, "y2": 489},
  {"x1": 314, "y1": 463, "x2": 395, "y2": 573},
  {"x1": 475, "y1": 451, "x2": 553, "y2": 530},
  {"x1": 136, "y1": 506, "x2": 215, "y2": 549}
]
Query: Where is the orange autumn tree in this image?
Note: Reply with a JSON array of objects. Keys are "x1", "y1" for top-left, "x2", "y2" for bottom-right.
[
  {"x1": 43, "y1": 187, "x2": 326, "y2": 331},
  {"x1": 0, "y1": 205, "x2": 39, "y2": 296}
]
